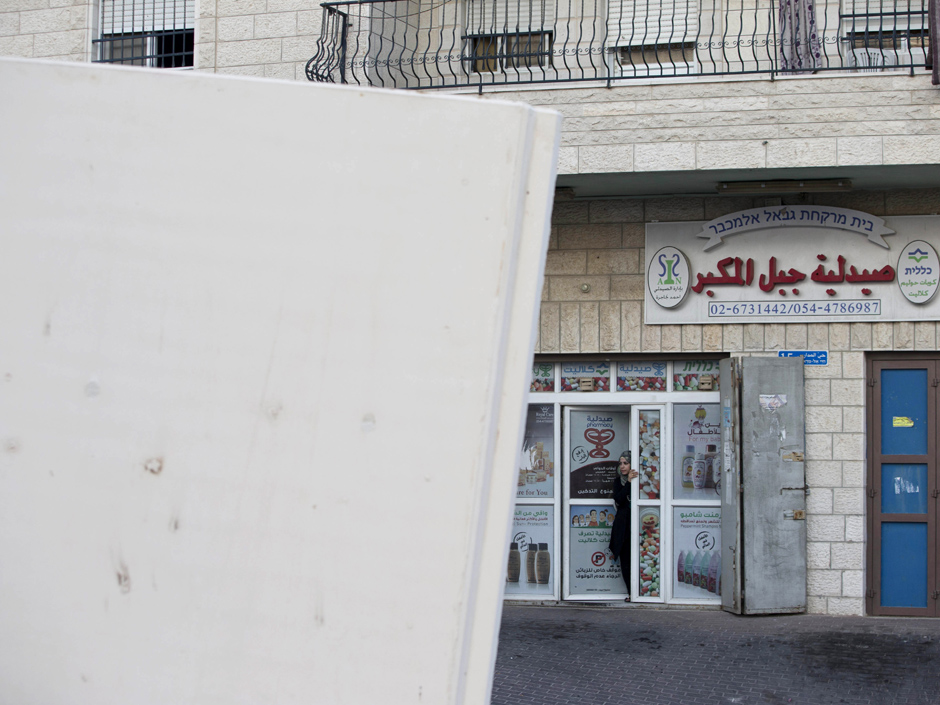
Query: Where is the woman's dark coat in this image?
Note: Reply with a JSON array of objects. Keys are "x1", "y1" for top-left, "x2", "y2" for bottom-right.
[{"x1": 608, "y1": 475, "x2": 631, "y2": 562}]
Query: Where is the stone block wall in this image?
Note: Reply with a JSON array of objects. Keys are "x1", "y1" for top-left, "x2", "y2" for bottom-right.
[
  {"x1": 0, "y1": 0, "x2": 91, "y2": 61},
  {"x1": 0, "y1": 0, "x2": 321, "y2": 78},
  {"x1": 480, "y1": 73, "x2": 940, "y2": 174},
  {"x1": 196, "y1": 0, "x2": 321, "y2": 79},
  {"x1": 537, "y1": 188, "x2": 940, "y2": 356},
  {"x1": 538, "y1": 187, "x2": 940, "y2": 615}
]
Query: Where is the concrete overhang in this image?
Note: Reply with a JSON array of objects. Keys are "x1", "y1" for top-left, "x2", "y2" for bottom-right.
[{"x1": 556, "y1": 164, "x2": 940, "y2": 200}]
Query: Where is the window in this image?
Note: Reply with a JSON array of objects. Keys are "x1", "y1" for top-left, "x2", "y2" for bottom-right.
[
  {"x1": 99, "y1": 30, "x2": 194, "y2": 67},
  {"x1": 506, "y1": 32, "x2": 552, "y2": 68},
  {"x1": 616, "y1": 41, "x2": 696, "y2": 76},
  {"x1": 95, "y1": 0, "x2": 194, "y2": 67},
  {"x1": 466, "y1": 32, "x2": 553, "y2": 73},
  {"x1": 469, "y1": 35, "x2": 499, "y2": 72},
  {"x1": 840, "y1": 1, "x2": 928, "y2": 71},
  {"x1": 607, "y1": 0, "x2": 698, "y2": 76}
]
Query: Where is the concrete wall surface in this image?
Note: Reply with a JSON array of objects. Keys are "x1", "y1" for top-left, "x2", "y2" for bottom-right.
[{"x1": 0, "y1": 58, "x2": 560, "y2": 704}]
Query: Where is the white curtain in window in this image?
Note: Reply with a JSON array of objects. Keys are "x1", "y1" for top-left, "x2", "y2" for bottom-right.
[
  {"x1": 466, "y1": 0, "x2": 556, "y2": 35},
  {"x1": 606, "y1": 0, "x2": 698, "y2": 47}
]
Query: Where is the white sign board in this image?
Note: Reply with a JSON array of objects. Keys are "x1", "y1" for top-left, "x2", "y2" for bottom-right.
[
  {"x1": 0, "y1": 59, "x2": 560, "y2": 705},
  {"x1": 645, "y1": 208, "x2": 940, "y2": 324}
]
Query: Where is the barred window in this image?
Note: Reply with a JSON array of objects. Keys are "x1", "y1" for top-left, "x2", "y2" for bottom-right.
[
  {"x1": 95, "y1": 0, "x2": 194, "y2": 67},
  {"x1": 466, "y1": 32, "x2": 553, "y2": 73}
]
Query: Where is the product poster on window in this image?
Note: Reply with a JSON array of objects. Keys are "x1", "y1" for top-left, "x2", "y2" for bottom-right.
[
  {"x1": 672, "y1": 403, "x2": 722, "y2": 501},
  {"x1": 673, "y1": 508, "x2": 721, "y2": 600},
  {"x1": 505, "y1": 505, "x2": 555, "y2": 596},
  {"x1": 560, "y1": 362, "x2": 610, "y2": 392},
  {"x1": 637, "y1": 507, "x2": 662, "y2": 598},
  {"x1": 568, "y1": 410, "x2": 630, "y2": 500},
  {"x1": 567, "y1": 505, "x2": 624, "y2": 596},
  {"x1": 517, "y1": 404, "x2": 555, "y2": 499},
  {"x1": 617, "y1": 361, "x2": 667, "y2": 391},
  {"x1": 531, "y1": 362, "x2": 554, "y2": 392}
]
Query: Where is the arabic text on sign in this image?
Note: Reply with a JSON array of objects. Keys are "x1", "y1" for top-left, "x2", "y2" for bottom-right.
[
  {"x1": 778, "y1": 350, "x2": 829, "y2": 366},
  {"x1": 692, "y1": 255, "x2": 895, "y2": 298}
]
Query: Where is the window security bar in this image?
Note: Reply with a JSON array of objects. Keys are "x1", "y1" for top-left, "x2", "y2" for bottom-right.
[{"x1": 94, "y1": 0, "x2": 194, "y2": 67}]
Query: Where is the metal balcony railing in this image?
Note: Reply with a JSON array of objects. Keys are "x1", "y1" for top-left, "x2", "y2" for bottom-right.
[{"x1": 305, "y1": 0, "x2": 931, "y2": 88}]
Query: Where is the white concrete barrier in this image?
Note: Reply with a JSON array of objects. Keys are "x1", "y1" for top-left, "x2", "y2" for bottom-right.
[{"x1": 0, "y1": 58, "x2": 559, "y2": 705}]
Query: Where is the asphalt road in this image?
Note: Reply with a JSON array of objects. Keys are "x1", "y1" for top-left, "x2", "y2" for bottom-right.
[{"x1": 492, "y1": 605, "x2": 940, "y2": 705}]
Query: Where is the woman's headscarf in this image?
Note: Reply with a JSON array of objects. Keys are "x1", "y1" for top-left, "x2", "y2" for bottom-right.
[{"x1": 619, "y1": 450, "x2": 631, "y2": 485}]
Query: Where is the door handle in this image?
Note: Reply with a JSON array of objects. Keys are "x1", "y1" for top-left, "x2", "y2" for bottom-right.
[{"x1": 780, "y1": 485, "x2": 810, "y2": 495}]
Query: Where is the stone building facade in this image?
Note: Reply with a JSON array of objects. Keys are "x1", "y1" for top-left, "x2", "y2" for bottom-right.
[
  {"x1": 3, "y1": 0, "x2": 940, "y2": 616},
  {"x1": 535, "y1": 186, "x2": 940, "y2": 616}
]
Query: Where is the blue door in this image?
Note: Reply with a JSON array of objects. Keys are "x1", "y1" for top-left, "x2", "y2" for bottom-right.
[{"x1": 868, "y1": 359, "x2": 938, "y2": 616}]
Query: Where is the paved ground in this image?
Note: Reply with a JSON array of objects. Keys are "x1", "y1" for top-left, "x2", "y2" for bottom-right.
[{"x1": 492, "y1": 605, "x2": 940, "y2": 705}]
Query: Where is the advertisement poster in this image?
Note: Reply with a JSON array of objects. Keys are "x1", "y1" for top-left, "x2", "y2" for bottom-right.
[
  {"x1": 637, "y1": 507, "x2": 661, "y2": 598},
  {"x1": 672, "y1": 403, "x2": 721, "y2": 500},
  {"x1": 560, "y1": 362, "x2": 610, "y2": 392},
  {"x1": 637, "y1": 410, "x2": 661, "y2": 500},
  {"x1": 568, "y1": 410, "x2": 630, "y2": 499},
  {"x1": 517, "y1": 404, "x2": 555, "y2": 499},
  {"x1": 617, "y1": 361, "x2": 667, "y2": 391},
  {"x1": 567, "y1": 505, "x2": 624, "y2": 596},
  {"x1": 674, "y1": 359, "x2": 720, "y2": 391},
  {"x1": 505, "y1": 505, "x2": 555, "y2": 597},
  {"x1": 531, "y1": 362, "x2": 554, "y2": 392},
  {"x1": 673, "y1": 508, "x2": 721, "y2": 600}
]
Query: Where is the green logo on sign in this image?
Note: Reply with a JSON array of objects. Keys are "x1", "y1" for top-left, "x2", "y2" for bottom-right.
[{"x1": 908, "y1": 248, "x2": 930, "y2": 263}]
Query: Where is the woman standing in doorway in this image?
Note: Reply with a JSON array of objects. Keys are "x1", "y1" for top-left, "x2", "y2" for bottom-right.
[{"x1": 609, "y1": 451, "x2": 638, "y2": 601}]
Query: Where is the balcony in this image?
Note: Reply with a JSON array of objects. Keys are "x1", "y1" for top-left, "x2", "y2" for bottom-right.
[{"x1": 305, "y1": 0, "x2": 930, "y2": 89}]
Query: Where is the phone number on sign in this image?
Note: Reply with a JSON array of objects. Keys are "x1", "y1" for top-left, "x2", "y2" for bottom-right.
[{"x1": 708, "y1": 300, "x2": 881, "y2": 317}]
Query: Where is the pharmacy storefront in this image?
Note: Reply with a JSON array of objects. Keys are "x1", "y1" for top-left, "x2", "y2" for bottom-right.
[
  {"x1": 509, "y1": 204, "x2": 940, "y2": 616},
  {"x1": 506, "y1": 358, "x2": 724, "y2": 606}
]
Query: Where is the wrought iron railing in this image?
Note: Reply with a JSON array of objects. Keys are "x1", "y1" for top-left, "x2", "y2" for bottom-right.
[{"x1": 306, "y1": 0, "x2": 930, "y2": 88}]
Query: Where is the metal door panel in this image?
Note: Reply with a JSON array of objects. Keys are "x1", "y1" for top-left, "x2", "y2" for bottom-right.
[
  {"x1": 740, "y1": 356, "x2": 806, "y2": 614},
  {"x1": 719, "y1": 358, "x2": 742, "y2": 614}
]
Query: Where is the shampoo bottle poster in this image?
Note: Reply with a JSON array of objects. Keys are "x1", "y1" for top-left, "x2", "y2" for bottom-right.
[
  {"x1": 672, "y1": 509, "x2": 721, "y2": 600},
  {"x1": 672, "y1": 403, "x2": 721, "y2": 500},
  {"x1": 505, "y1": 505, "x2": 554, "y2": 596}
]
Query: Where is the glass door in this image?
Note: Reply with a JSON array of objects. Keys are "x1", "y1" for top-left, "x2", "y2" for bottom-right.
[{"x1": 563, "y1": 406, "x2": 630, "y2": 600}]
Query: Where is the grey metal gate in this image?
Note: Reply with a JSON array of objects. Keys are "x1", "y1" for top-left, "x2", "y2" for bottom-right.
[{"x1": 720, "y1": 357, "x2": 807, "y2": 615}]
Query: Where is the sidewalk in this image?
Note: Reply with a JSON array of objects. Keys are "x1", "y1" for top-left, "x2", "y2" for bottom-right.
[{"x1": 491, "y1": 605, "x2": 940, "y2": 705}]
